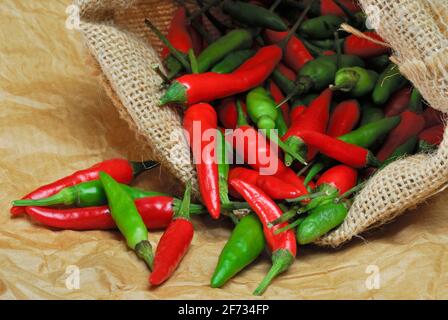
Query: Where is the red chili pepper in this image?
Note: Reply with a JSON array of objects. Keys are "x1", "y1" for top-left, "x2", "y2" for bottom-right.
[
  {"x1": 384, "y1": 87, "x2": 412, "y2": 117},
  {"x1": 283, "y1": 88, "x2": 333, "y2": 162},
  {"x1": 269, "y1": 80, "x2": 291, "y2": 126},
  {"x1": 419, "y1": 125, "x2": 444, "y2": 147},
  {"x1": 217, "y1": 98, "x2": 247, "y2": 129},
  {"x1": 161, "y1": 8, "x2": 194, "y2": 59},
  {"x1": 317, "y1": 165, "x2": 358, "y2": 195},
  {"x1": 149, "y1": 183, "x2": 193, "y2": 286},
  {"x1": 376, "y1": 111, "x2": 425, "y2": 162},
  {"x1": 327, "y1": 100, "x2": 360, "y2": 137},
  {"x1": 277, "y1": 63, "x2": 296, "y2": 81},
  {"x1": 232, "y1": 125, "x2": 286, "y2": 175},
  {"x1": 183, "y1": 103, "x2": 220, "y2": 219},
  {"x1": 423, "y1": 107, "x2": 445, "y2": 129},
  {"x1": 320, "y1": 0, "x2": 361, "y2": 16},
  {"x1": 298, "y1": 131, "x2": 381, "y2": 168},
  {"x1": 229, "y1": 178, "x2": 296, "y2": 295},
  {"x1": 11, "y1": 159, "x2": 156, "y2": 216},
  {"x1": 23, "y1": 196, "x2": 192, "y2": 230},
  {"x1": 290, "y1": 104, "x2": 306, "y2": 123},
  {"x1": 344, "y1": 31, "x2": 389, "y2": 59},
  {"x1": 187, "y1": 20, "x2": 203, "y2": 56},
  {"x1": 264, "y1": 29, "x2": 314, "y2": 72},
  {"x1": 160, "y1": 45, "x2": 282, "y2": 106}
]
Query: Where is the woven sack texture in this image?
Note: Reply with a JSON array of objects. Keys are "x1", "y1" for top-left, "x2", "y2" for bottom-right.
[{"x1": 76, "y1": 0, "x2": 448, "y2": 247}]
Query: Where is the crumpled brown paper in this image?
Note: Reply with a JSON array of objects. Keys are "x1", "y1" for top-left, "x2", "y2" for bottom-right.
[{"x1": 1, "y1": 0, "x2": 447, "y2": 300}]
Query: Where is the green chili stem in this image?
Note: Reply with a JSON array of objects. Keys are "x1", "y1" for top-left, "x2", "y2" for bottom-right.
[
  {"x1": 263, "y1": 129, "x2": 308, "y2": 165},
  {"x1": 335, "y1": 181, "x2": 367, "y2": 203},
  {"x1": 236, "y1": 99, "x2": 249, "y2": 126},
  {"x1": 268, "y1": 207, "x2": 301, "y2": 228},
  {"x1": 269, "y1": 0, "x2": 283, "y2": 11},
  {"x1": 188, "y1": 49, "x2": 199, "y2": 74},
  {"x1": 333, "y1": 0, "x2": 357, "y2": 21},
  {"x1": 151, "y1": 64, "x2": 170, "y2": 84},
  {"x1": 174, "y1": 182, "x2": 192, "y2": 220},
  {"x1": 297, "y1": 160, "x2": 315, "y2": 177},
  {"x1": 286, "y1": 190, "x2": 331, "y2": 203},
  {"x1": 144, "y1": 19, "x2": 192, "y2": 72},
  {"x1": 188, "y1": 0, "x2": 223, "y2": 22},
  {"x1": 274, "y1": 217, "x2": 305, "y2": 235},
  {"x1": 279, "y1": 0, "x2": 316, "y2": 50},
  {"x1": 222, "y1": 201, "x2": 251, "y2": 210}
]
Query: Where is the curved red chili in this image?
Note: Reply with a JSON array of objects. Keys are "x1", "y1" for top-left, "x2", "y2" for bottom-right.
[
  {"x1": 184, "y1": 103, "x2": 220, "y2": 219},
  {"x1": 316, "y1": 165, "x2": 358, "y2": 195},
  {"x1": 327, "y1": 100, "x2": 360, "y2": 137},
  {"x1": 344, "y1": 31, "x2": 389, "y2": 59},
  {"x1": 298, "y1": 131, "x2": 381, "y2": 168},
  {"x1": 160, "y1": 45, "x2": 282, "y2": 106},
  {"x1": 24, "y1": 196, "x2": 187, "y2": 230},
  {"x1": 11, "y1": 159, "x2": 157, "y2": 216},
  {"x1": 384, "y1": 87, "x2": 412, "y2": 117},
  {"x1": 423, "y1": 107, "x2": 445, "y2": 129},
  {"x1": 217, "y1": 98, "x2": 247, "y2": 129},
  {"x1": 161, "y1": 8, "x2": 194, "y2": 59},
  {"x1": 290, "y1": 104, "x2": 306, "y2": 123},
  {"x1": 419, "y1": 125, "x2": 444, "y2": 147},
  {"x1": 264, "y1": 29, "x2": 314, "y2": 72},
  {"x1": 150, "y1": 183, "x2": 194, "y2": 286},
  {"x1": 376, "y1": 111, "x2": 425, "y2": 162},
  {"x1": 229, "y1": 178, "x2": 296, "y2": 296}
]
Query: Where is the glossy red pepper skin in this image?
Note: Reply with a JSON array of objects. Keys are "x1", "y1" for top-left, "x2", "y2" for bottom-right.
[
  {"x1": 277, "y1": 63, "x2": 296, "y2": 81},
  {"x1": 327, "y1": 100, "x2": 360, "y2": 137},
  {"x1": 298, "y1": 131, "x2": 380, "y2": 168},
  {"x1": 11, "y1": 159, "x2": 144, "y2": 216},
  {"x1": 269, "y1": 80, "x2": 291, "y2": 126},
  {"x1": 419, "y1": 125, "x2": 444, "y2": 147},
  {"x1": 161, "y1": 45, "x2": 282, "y2": 106},
  {"x1": 232, "y1": 125, "x2": 286, "y2": 175},
  {"x1": 344, "y1": 31, "x2": 389, "y2": 59},
  {"x1": 317, "y1": 165, "x2": 358, "y2": 195},
  {"x1": 320, "y1": 0, "x2": 360, "y2": 16},
  {"x1": 217, "y1": 98, "x2": 247, "y2": 129},
  {"x1": 24, "y1": 196, "x2": 178, "y2": 230},
  {"x1": 376, "y1": 111, "x2": 425, "y2": 162},
  {"x1": 228, "y1": 167, "x2": 259, "y2": 199},
  {"x1": 423, "y1": 107, "x2": 445, "y2": 129},
  {"x1": 290, "y1": 105, "x2": 306, "y2": 123},
  {"x1": 229, "y1": 178, "x2": 296, "y2": 295},
  {"x1": 283, "y1": 89, "x2": 333, "y2": 161},
  {"x1": 264, "y1": 29, "x2": 314, "y2": 72},
  {"x1": 149, "y1": 218, "x2": 194, "y2": 285},
  {"x1": 183, "y1": 103, "x2": 220, "y2": 219},
  {"x1": 161, "y1": 8, "x2": 194, "y2": 59},
  {"x1": 384, "y1": 87, "x2": 412, "y2": 117}
]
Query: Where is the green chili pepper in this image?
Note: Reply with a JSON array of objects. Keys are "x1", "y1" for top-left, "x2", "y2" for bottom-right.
[
  {"x1": 12, "y1": 180, "x2": 167, "y2": 208},
  {"x1": 300, "y1": 93, "x2": 319, "y2": 106},
  {"x1": 211, "y1": 49, "x2": 255, "y2": 74},
  {"x1": 271, "y1": 68, "x2": 297, "y2": 96},
  {"x1": 222, "y1": 1, "x2": 287, "y2": 31},
  {"x1": 332, "y1": 67, "x2": 379, "y2": 97},
  {"x1": 367, "y1": 54, "x2": 390, "y2": 72},
  {"x1": 297, "y1": 202, "x2": 349, "y2": 244},
  {"x1": 197, "y1": 29, "x2": 253, "y2": 73},
  {"x1": 303, "y1": 156, "x2": 333, "y2": 186},
  {"x1": 246, "y1": 87, "x2": 306, "y2": 164},
  {"x1": 372, "y1": 63, "x2": 407, "y2": 105},
  {"x1": 339, "y1": 116, "x2": 401, "y2": 148},
  {"x1": 297, "y1": 54, "x2": 365, "y2": 94},
  {"x1": 360, "y1": 107, "x2": 384, "y2": 126},
  {"x1": 216, "y1": 129, "x2": 231, "y2": 204},
  {"x1": 408, "y1": 88, "x2": 423, "y2": 113},
  {"x1": 99, "y1": 172, "x2": 154, "y2": 270},
  {"x1": 309, "y1": 38, "x2": 345, "y2": 50},
  {"x1": 381, "y1": 136, "x2": 417, "y2": 168},
  {"x1": 211, "y1": 214, "x2": 265, "y2": 288},
  {"x1": 299, "y1": 15, "x2": 345, "y2": 40}
]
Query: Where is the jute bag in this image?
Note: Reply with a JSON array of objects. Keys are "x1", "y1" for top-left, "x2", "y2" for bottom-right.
[{"x1": 76, "y1": 0, "x2": 448, "y2": 247}]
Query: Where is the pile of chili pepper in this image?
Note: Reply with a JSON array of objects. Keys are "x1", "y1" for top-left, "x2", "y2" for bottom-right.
[{"x1": 13, "y1": 0, "x2": 446, "y2": 295}]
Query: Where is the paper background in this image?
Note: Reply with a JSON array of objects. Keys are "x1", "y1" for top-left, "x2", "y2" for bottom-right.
[{"x1": 0, "y1": 0, "x2": 447, "y2": 299}]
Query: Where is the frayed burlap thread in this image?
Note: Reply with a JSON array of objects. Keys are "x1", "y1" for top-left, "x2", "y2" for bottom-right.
[{"x1": 77, "y1": 0, "x2": 448, "y2": 247}]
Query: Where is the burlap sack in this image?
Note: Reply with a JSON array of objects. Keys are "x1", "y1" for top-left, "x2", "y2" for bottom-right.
[{"x1": 76, "y1": 0, "x2": 448, "y2": 247}]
